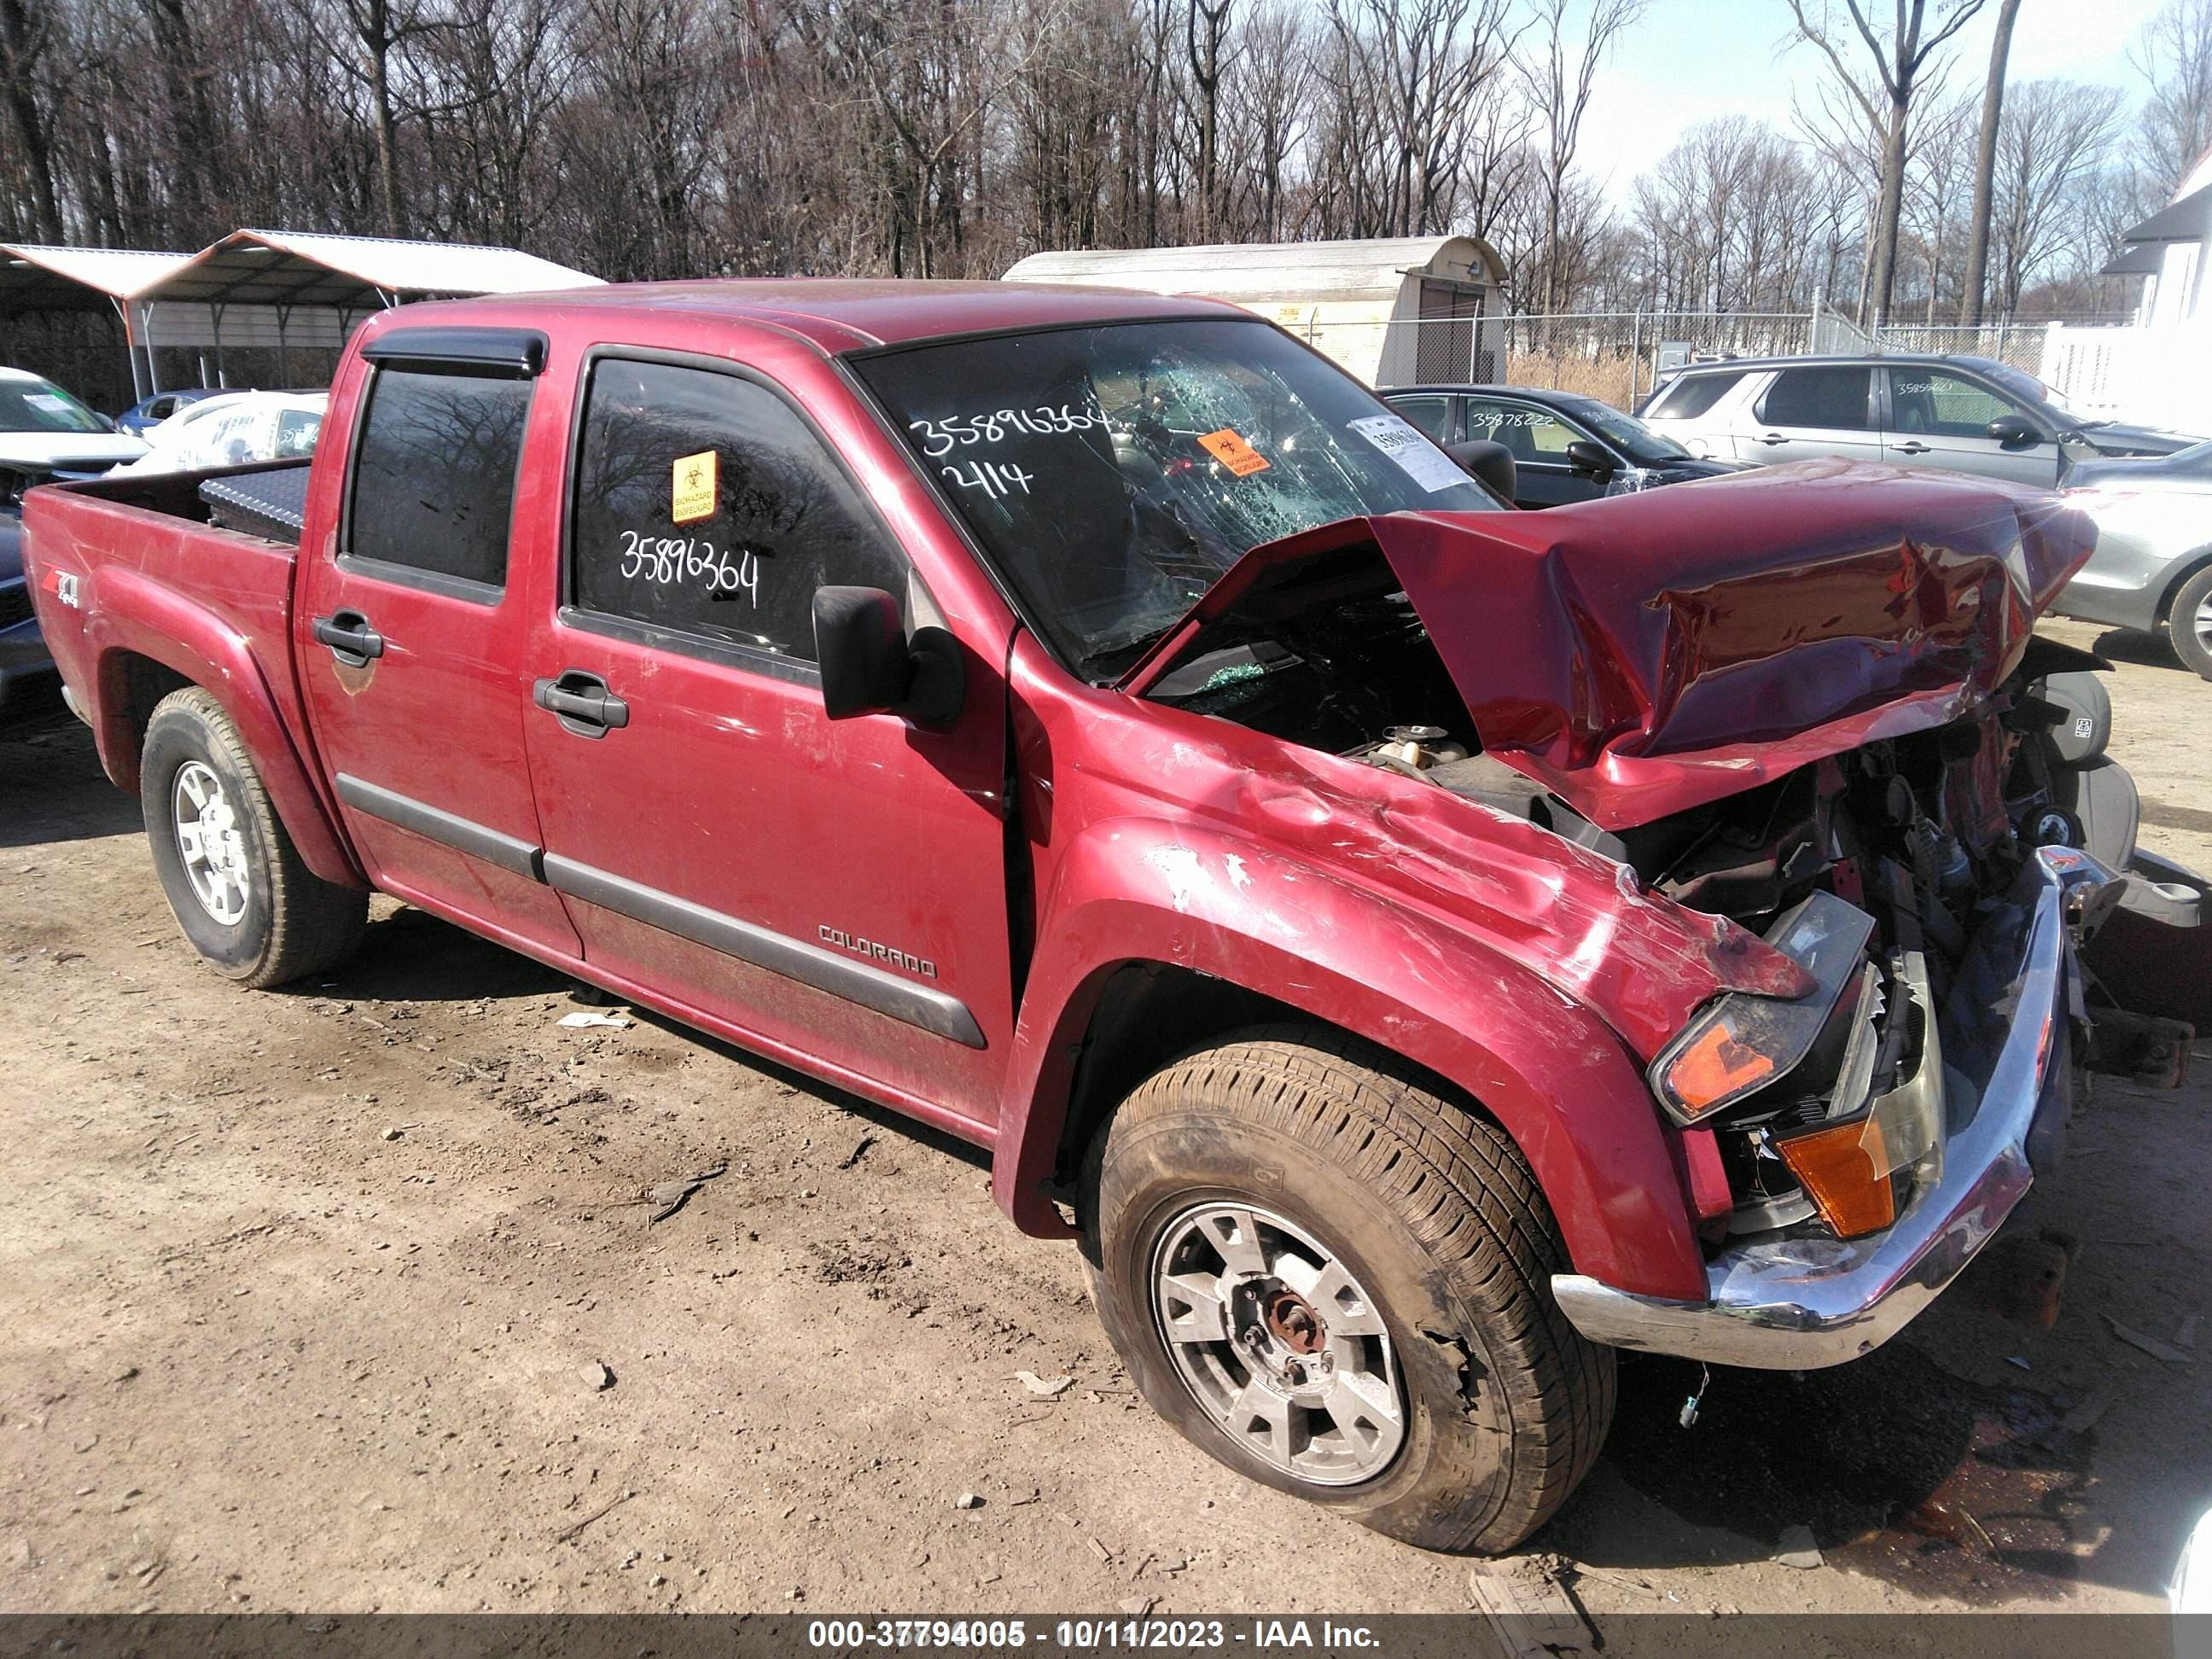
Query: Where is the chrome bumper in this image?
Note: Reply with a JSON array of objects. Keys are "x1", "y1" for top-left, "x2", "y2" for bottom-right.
[{"x1": 1552, "y1": 847, "x2": 2111, "y2": 1371}]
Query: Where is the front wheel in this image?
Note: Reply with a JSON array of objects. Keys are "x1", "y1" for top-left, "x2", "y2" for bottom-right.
[
  {"x1": 1081, "y1": 1027, "x2": 1614, "y2": 1553},
  {"x1": 140, "y1": 687, "x2": 368, "y2": 987},
  {"x1": 2167, "y1": 563, "x2": 2212, "y2": 681}
]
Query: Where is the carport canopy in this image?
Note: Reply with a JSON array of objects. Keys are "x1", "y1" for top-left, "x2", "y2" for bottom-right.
[
  {"x1": 141, "y1": 228, "x2": 600, "y2": 311},
  {"x1": 119, "y1": 229, "x2": 600, "y2": 397},
  {"x1": 0, "y1": 244, "x2": 191, "y2": 314}
]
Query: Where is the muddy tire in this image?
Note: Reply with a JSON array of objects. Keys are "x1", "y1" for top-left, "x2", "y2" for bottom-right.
[
  {"x1": 2167, "y1": 562, "x2": 2212, "y2": 682},
  {"x1": 140, "y1": 687, "x2": 368, "y2": 988},
  {"x1": 1080, "y1": 1025, "x2": 1614, "y2": 1553}
]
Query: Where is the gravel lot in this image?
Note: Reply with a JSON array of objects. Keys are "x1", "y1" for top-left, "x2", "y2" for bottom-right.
[{"x1": 2, "y1": 617, "x2": 2208, "y2": 1622}]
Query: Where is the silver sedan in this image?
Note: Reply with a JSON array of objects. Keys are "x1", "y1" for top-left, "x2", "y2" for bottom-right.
[{"x1": 2056, "y1": 439, "x2": 2212, "y2": 680}]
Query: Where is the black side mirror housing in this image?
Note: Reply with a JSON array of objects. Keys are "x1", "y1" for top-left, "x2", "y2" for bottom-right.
[
  {"x1": 1445, "y1": 439, "x2": 1516, "y2": 504},
  {"x1": 812, "y1": 585, "x2": 965, "y2": 725},
  {"x1": 1988, "y1": 415, "x2": 2041, "y2": 450},
  {"x1": 1563, "y1": 438, "x2": 1617, "y2": 478}
]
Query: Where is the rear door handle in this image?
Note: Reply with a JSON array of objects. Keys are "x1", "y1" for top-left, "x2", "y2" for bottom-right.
[
  {"x1": 311, "y1": 609, "x2": 384, "y2": 667},
  {"x1": 1891, "y1": 441, "x2": 1931, "y2": 454},
  {"x1": 1754, "y1": 432, "x2": 1790, "y2": 446},
  {"x1": 534, "y1": 669, "x2": 630, "y2": 738}
]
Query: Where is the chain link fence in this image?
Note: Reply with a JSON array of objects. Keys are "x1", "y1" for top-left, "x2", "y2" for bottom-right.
[{"x1": 1369, "y1": 308, "x2": 2139, "y2": 408}]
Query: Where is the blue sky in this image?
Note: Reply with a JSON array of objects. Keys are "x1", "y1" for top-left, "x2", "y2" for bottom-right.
[{"x1": 1575, "y1": 0, "x2": 2169, "y2": 201}]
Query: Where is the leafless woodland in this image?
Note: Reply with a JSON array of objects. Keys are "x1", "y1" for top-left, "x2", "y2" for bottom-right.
[{"x1": 0, "y1": 0, "x2": 2206, "y2": 323}]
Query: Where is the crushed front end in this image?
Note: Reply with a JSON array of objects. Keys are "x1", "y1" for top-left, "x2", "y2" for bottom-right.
[{"x1": 1547, "y1": 683, "x2": 2195, "y2": 1367}]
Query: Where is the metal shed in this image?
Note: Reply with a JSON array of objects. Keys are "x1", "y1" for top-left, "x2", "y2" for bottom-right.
[{"x1": 1002, "y1": 236, "x2": 1507, "y2": 387}]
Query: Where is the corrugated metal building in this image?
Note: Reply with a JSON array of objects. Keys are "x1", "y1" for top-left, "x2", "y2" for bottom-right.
[{"x1": 1002, "y1": 236, "x2": 1507, "y2": 387}]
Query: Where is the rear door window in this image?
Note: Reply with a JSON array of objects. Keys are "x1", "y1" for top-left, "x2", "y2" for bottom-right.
[
  {"x1": 1388, "y1": 394, "x2": 1455, "y2": 443},
  {"x1": 566, "y1": 358, "x2": 905, "y2": 665},
  {"x1": 1755, "y1": 367, "x2": 1873, "y2": 431},
  {"x1": 346, "y1": 368, "x2": 532, "y2": 592}
]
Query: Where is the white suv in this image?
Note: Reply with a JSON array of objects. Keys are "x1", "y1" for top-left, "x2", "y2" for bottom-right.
[{"x1": 1638, "y1": 354, "x2": 2200, "y2": 486}]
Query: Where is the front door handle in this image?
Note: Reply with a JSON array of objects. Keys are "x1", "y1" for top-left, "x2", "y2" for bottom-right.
[
  {"x1": 1891, "y1": 440, "x2": 1931, "y2": 455},
  {"x1": 534, "y1": 669, "x2": 631, "y2": 739},
  {"x1": 1754, "y1": 432, "x2": 1790, "y2": 446},
  {"x1": 311, "y1": 609, "x2": 384, "y2": 667}
]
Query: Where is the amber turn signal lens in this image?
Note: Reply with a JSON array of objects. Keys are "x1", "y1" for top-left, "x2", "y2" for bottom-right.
[
  {"x1": 1777, "y1": 1116, "x2": 1896, "y2": 1239},
  {"x1": 1663, "y1": 1020, "x2": 1778, "y2": 1119}
]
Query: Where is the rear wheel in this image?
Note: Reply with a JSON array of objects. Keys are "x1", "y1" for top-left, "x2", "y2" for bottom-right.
[
  {"x1": 1081, "y1": 1026, "x2": 1614, "y2": 1553},
  {"x1": 141, "y1": 687, "x2": 368, "y2": 987},
  {"x1": 2167, "y1": 563, "x2": 2212, "y2": 681}
]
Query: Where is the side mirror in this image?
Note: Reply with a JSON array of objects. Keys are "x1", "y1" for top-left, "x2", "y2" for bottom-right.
[
  {"x1": 812, "y1": 585, "x2": 964, "y2": 725},
  {"x1": 1563, "y1": 438, "x2": 1617, "y2": 478},
  {"x1": 1445, "y1": 439, "x2": 1516, "y2": 504},
  {"x1": 1988, "y1": 415, "x2": 2041, "y2": 451}
]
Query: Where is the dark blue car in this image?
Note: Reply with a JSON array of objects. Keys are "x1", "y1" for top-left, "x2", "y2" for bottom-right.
[
  {"x1": 0, "y1": 512, "x2": 52, "y2": 722},
  {"x1": 1382, "y1": 382, "x2": 1746, "y2": 509},
  {"x1": 114, "y1": 387, "x2": 228, "y2": 438}
]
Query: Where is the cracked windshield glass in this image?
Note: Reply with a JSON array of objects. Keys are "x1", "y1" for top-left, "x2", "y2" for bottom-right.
[{"x1": 854, "y1": 318, "x2": 1498, "y2": 678}]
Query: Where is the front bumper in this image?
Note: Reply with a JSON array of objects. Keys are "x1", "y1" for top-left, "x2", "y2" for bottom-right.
[{"x1": 1552, "y1": 847, "x2": 2110, "y2": 1371}]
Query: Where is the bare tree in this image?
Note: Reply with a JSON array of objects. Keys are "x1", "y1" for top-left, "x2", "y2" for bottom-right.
[
  {"x1": 0, "y1": 0, "x2": 62, "y2": 241},
  {"x1": 1516, "y1": 0, "x2": 1643, "y2": 318},
  {"x1": 1989, "y1": 76, "x2": 2124, "y2": 312},
  {"x1": 1958, "y1": 0, "x2": 2019, "y2": 324},
  {"x1": 1785, "y1": 0, "x2": 1987, "y2": 326},
  {"x1": 1185, "y1": 0, "x2": 1236, "y2": 235},
  {"x1": 2130, "y1": 0, "x2": 2212, "y2": 201}
]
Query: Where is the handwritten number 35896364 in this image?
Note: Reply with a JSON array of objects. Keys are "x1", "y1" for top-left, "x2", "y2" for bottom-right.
[{"x1": 617, "y1": 528, "x2": 760, "y2": 606}]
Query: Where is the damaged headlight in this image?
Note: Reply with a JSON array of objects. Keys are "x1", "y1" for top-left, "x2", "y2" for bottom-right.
[
  {"x1": 1649, "y1": 893, "x2": 1877, "y2": 1126},
  {"x1": 1651, "y1": 893, "x2": 1948, "y2": 1241}
]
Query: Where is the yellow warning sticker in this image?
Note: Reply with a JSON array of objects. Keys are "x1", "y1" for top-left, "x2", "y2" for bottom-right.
[
  {"x1": 1198, "y1": 428, "x2": 1270, "y2": 476},
  {"x1": 672, "y1": 450, "x2": 719, "y2": 524}
]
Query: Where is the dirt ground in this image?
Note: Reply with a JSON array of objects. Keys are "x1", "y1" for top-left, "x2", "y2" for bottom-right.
[{"x1": 2, "y1": 616, "x2": 2208, "y2": 1623}]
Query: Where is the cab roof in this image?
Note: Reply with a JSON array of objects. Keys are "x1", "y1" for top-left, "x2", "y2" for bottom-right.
[{"x1": 368, "y1": 278, "x2": 1244, "y2": 354}]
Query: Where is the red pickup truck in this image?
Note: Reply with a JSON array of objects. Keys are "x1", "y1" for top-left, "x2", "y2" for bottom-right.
[{"x1": 22, "y1": 282, "x2": 2203, "y2": 1553}]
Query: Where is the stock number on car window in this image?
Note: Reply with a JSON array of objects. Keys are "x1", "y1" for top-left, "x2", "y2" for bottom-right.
[
  {"x1": 909, "y1": 405, "x2": 1104, "y2": 457},
  {"x1": 615, "y1": 529, "x2": 761, "y2": 605}
]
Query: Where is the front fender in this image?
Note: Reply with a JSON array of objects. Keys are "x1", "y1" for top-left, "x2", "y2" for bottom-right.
[
  {"x1": 995, "y1": 818, "x2": 1708, "y2": 1303},
  {"x1": 88, "y1": 570, "x2": 361, "y2": 888}
]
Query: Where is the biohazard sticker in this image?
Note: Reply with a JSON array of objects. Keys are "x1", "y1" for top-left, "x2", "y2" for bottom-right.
[
  {"x1": 672, "y1": 450, "x2": 719, "y2": 524},
  {"x1": 1198, "y1": 428, "x2": 1271, "y2": 476}
]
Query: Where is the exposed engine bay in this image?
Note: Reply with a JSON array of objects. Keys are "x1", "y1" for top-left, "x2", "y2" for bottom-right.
[{"x1": 1147, "y1": 592, "x2": 2199, "y2": 1250}]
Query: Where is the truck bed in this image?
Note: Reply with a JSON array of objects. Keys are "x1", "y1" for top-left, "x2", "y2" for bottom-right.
[{"x1": 21, "y1": 460, "x2": 313, "y2": 781}]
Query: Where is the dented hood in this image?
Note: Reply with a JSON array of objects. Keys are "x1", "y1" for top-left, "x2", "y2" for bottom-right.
[{"x1": 1126, "y1": 460, "x2": 2098, "y2": 832}]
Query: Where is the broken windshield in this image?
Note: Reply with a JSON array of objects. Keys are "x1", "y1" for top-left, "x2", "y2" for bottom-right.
[{"x1": 853, "y1": 318, "x2": 1499, "y2": 678}]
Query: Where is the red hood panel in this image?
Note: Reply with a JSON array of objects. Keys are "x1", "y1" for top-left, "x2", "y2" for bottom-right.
[{"x1": 1138, "y1": 462, "x2": 2097, "y2": 833}]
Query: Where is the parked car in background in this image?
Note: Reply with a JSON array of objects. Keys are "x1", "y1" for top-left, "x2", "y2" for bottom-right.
[
  {"x1": 1637, "y1": 353, "x2": 2203, "y2": 486},
  {"x1": 0, "y1": 368, "x2": 146, "y2": 507},
  {"x1": 1382, "y1": 383, "x2": 1743, "y2": 507},
  {"x1": 115, "y1": 387, "x2": 230, "y2": 438},
  {"x1": 0, "y1": 510, "x2": 51, "y2": 722},
  {"x1": 0, "y1": 369, "x2": 148, "y2": 721},
  {"x1": 2051, "y1": 439, "x2": 2212, "y2": 680},
  {"x1": 113, "y1": 391, "x2": 327, "y2": 477}
]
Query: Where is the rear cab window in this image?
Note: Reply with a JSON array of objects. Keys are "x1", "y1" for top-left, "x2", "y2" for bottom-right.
[
  {"x1": 1755, "y1": 366, "x2": 1873, "y2": 431},
  {"x1": 563, "y1": 357, "x2": 905, "y2": 670},
  {"x1": 345, "y1": 364, "x2": 534, "y2": 597}
]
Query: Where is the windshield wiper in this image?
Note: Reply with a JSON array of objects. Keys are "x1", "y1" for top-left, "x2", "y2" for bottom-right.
[{"x1": 1081, "y1": 622, "x2": 1182, "y2": 681}]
